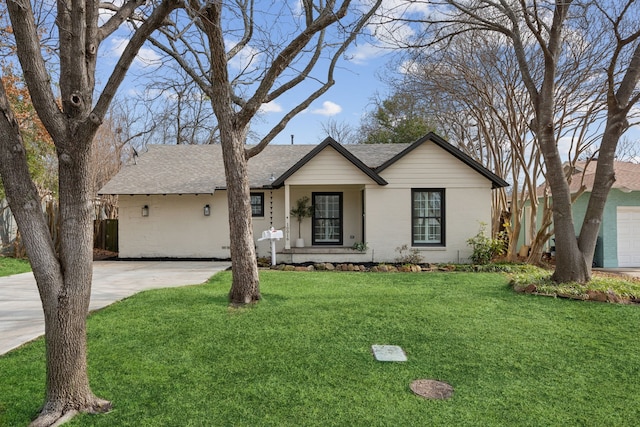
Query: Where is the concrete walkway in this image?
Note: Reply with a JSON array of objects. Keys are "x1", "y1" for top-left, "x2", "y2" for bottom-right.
[{"x1": 0, "y1": 260, "x2": 230, "y2": 356}]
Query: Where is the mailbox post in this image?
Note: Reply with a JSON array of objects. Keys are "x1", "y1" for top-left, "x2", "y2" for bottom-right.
[{"x1": 257, "y1": 227, "x2": 283, "y2": 266}]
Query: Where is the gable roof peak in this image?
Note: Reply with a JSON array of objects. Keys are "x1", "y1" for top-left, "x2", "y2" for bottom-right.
[
  {"x1": 375, "y1": 132, "x2": 509, "y2": 189},
  {"x1": 271, "y1": 136, "x2": 388, "y2": 187}
]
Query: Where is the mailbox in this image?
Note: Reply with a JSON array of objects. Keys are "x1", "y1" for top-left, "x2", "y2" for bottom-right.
[
  {"x1": 257, "y1": 227, "x2": 283, "y2": 266},
  {"x1": 259, "y1": 229, "x2": 284, "y2": 241}
]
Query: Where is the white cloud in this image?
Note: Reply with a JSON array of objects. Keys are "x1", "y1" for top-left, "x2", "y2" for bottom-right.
[
  {"x1": 135, "y1": 46, "x2": 162, "y2": 66},
  {"x1": 259, "y1": 101, "x2": 283, "y2": 114},
  {"x1": 108, "y1": 37, "x2": 162, "y2": 67},
  {"x1": 98, "y1": 0, "x2": 123, "y2": 25},
  {"x1": 346, "y1": 43, "x2": 388, "y2": 65},
  {"x1": 363, "y1": 0, "x2": 432, "y2": 48},
  {"x1": 311, "y1": 101, "x2": 342, "y2": 116},
  {"x1": 226, "y1": 39, "x2": 261, "y2": 72},
  {"x1": 556, "y1": 136, "x2": 575, "y2": 160}
]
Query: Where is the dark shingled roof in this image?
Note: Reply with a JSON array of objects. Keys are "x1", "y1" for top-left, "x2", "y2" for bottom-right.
[
  {"x1": 99, "y1": 144, "x2": 317, "y2": 194},
  {"x1": 99, "y1": 134, "x2": 508, "y2": 195}
]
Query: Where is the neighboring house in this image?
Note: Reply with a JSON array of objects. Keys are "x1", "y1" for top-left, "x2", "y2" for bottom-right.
[
  {"x1": 99, "y1": 133, "x2": 508, "y2": 264},
  {"x1": 518, "y1": 160, "x2": 640, "y2": 267}
]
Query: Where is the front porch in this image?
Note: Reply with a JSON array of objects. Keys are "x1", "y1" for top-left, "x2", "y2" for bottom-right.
[
  {"x1": 278, "y1": 246, "x2": 372, "y2": 264},
  {"x1": 283, "y1": 184, "x2": 365, "y2": 251}
]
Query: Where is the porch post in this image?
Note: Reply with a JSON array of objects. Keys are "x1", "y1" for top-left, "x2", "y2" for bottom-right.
[{"x1": 284, "y1": 183, "x2": 291, "y2": 249}]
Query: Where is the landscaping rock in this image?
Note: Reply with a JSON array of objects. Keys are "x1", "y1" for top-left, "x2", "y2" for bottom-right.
[
  {"x1": 269, "y1": 262, "x2": 449, "y2": 274},
  {"x1": 587, "y1": 290, "x2": 608, "y2": 302},
  {"x1": 606, "y1": 290, "x2": 622, "y2": 303}
]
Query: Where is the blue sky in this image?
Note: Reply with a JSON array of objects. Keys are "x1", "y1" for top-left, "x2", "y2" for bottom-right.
[
  {"x1": 254, "y1": 52, "x2": 395, "y2": 145},
  {"x1": 99, "y1": 1, "x2": 638, "y2": 151},
  {"x1": 98, "y1": 1, "x2": 425, "y2": 146},
  {"x1": 105, "y1": 40, "x2": 396, "y2": 146}
]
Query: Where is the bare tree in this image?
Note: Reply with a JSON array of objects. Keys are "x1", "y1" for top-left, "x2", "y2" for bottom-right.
[
  {"x1": 320, "y1": 118, "x2": 357, "y2": 143},
  {"x1": 91, "y1": 107, "x2": 137, "y2": 221},
  {"x1": 406, "y1": 0, "x2": 640, "y2": 283},
  {"x1": 398, "y1": 23, "x2": 605, "y2": 262},
  {"x1": 614, "y1": 136, "x2": 640, "y2": 162},
  {"x1": 576, "y1": 1, "x2": 640, "y2": 282},
  {"x1": 0, "y1": 1, "x2": 178, "y2": 425},
  {"x1": 143, "y1": 66, "x2": 219, "y2": 145},
  {"x1": 391, "y1": 30, "x2": 538, "y2": 259},
  {"x1": 149, "y1": 0, "x2": 383, "y2": 305}
]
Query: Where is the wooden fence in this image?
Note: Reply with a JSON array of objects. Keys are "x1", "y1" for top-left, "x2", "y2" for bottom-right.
[
  {"x1": 93, "y1": 219, "x2": 118, "y2": 252},
  {"x1": 2, "y1": 197, "x2": 119, "y2": 256}
]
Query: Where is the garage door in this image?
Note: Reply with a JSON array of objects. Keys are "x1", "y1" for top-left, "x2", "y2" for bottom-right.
[{"x1": 617, "y1": 207, "x2": 640, "y2": 267}]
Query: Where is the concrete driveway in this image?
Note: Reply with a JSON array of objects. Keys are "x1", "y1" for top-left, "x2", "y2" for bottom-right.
[
  {"x1": 0, "y1": 260, "x2": 230, "y2": 356},
  {"x1": 594, "y1": 267, "x2": 640, "y2": 279}
]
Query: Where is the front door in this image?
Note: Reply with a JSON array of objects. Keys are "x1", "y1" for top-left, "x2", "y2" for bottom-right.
[{"x1": 312, "y1": 192, "x2": 343, "y2": 245}]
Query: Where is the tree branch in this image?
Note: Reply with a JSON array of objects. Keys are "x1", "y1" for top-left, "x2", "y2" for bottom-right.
[
  {"x1": 245, "y1": 0, "x2": 382, "y2": 157},
  {"x1": 92, "y1": 0, "x2": 182, "y2": 126},
  {"x1": 98, "y1": 0, "x2": 147, "y2": 42},
  {"x1": 6, "y1": 0, "x2": 65, "y2": 140},
  {"x1": 236, "y1": 1, "x2": 354, "y2": 128}
]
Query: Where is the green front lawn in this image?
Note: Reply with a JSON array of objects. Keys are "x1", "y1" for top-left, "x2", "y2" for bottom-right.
[
  {"x1": 1, "y1": 271, "x2": 639, "y2": 426},
  {"x1": 0, "y1": 256, "x2": 31, "y2": 277}
]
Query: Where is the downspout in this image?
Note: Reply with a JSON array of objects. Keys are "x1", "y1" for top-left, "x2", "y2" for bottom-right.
[{"x1": 284, "y1": 183, "x2": 291, "y2": 249}]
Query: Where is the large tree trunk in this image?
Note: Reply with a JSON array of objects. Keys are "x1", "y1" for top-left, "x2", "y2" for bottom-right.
[
  {"x1": 36, "y1": 128, "x2": 110, "y2": 425},
  {"x1": 221, "y1": 127, "x2": 261, "y2": 305},
  {"x1": 576, "y1": 147, "x2": 615, "y2": 269},
  {"x1": 528, "y1": 1, "x2": 590, "y2": 283},
  {"x1": 202, "y1": 1, "x2": 262, "y2": 305},
  {"x1": 526, "y1": 197, "x2": 554, "y2": 264},
  {"x1": 3, "y1": 0, "x2": 180, "y2": 423},
  {"x1": 534, "y1": 31, "x2": 591, "y2": 282},
  {"x1": 538, "y1": 126, "x2": 590, "y2": 283},
  {"x1": 0, "y1": 83, "x2": 107, "y2": 426}
]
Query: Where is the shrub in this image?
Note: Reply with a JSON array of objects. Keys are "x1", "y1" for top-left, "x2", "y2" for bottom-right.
[
  {"x1": 352, "y1": 242, "x2": 368, "y2": 252},
  {"x1": 394, "y1": 244, "x2": 423, "y2": 264},
  {"x1": 467, "y1": 223, "x2": 506, "y2": 265}
]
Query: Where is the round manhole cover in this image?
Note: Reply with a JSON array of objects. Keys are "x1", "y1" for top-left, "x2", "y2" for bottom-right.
[{"x1": 410, "y1": 379, "x2": 454, "y2": 400}]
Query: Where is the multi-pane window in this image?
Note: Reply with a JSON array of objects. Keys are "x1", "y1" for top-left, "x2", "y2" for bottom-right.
[
  {"x1": 412, "y1": 189, "x2": 445, "y2": 246},
  {"x1": 312, "y1": 192, "x2": 342, "y2": 245},
  {"x1": 250, "y1": 193, "x2": 264, "y2": 217}
]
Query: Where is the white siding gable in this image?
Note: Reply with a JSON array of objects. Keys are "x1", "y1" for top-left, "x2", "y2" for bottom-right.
[
  {"x1": 285, "y1": 146, "x2": 378, "y2": 185},
  {"x1": 380, "y1": 141, "x2": 492, "y2": 189}
]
